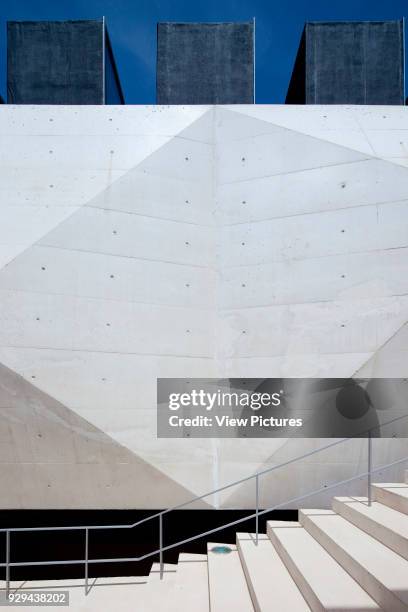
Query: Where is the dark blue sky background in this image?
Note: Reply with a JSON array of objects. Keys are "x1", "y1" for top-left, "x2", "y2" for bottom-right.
[{"x1": 0, "y1": 0, "x2": 406, "y2": 103}]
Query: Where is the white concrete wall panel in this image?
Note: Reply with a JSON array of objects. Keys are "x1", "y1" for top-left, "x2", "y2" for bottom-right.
[
  {"x1": 218, "y1": 201, "x2": 408, "y2": 267},
  {"x1": 0, "y1": 104, "x2": 408, "y2": 509},
  {"x1": 0, "y1": 246, "x2": 214, "y2": 308},
  {"x1": 0, "y1": 135, "x2": 173, "y2": 171},
  {"x1": 40, "y1": 207, "x2": 214, "y2": 267},
  {"x1": 222, "y1": 354, "x2": 373, "y2": 379},
  {"x1": 0, "y1": 347, "x2": 215, "y2": 414},
  {"x1": 217, "y1": 161, "x2": 408, "y2": 225},
  {"x1": 217, "y1": 297, "x2": 408, "y2": 359},
  {"x1": 356, "y1": 322, "x2": 408, "y2": 378},
  {"x1": 0, "y1": 105, "x2": 210, "y2": 136},
  {"x1": 217, "y1": 129, "x2": 368, "y2": 184},
  {"x1": 0, "y1": 290, "x2": 214, "y2": 357},
  {"x1": 219, "y1": 248, "x2": 408, "y2": 309},
  {"x1": 231, "y1": 105, "x2": 408, "y2": 164},
  {"x1": 0, "y1": 168, "x2": 127, "y2": 208},
  {"x1": 87, "y1": 171, "x2": 213, "y2": 225}
]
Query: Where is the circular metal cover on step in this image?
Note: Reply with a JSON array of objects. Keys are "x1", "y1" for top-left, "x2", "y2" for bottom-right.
[{"x1": 210, "y1": 545, "x2": 233, "y2": 554}]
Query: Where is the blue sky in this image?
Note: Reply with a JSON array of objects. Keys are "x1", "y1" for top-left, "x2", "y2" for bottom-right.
[{"x1": 0, "y1": 0, "x2": 406, "y2": 103}]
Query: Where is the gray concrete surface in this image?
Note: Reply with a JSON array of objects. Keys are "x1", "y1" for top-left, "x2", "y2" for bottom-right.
[
  {"x1": 157, "y1": 22, "x2": 254, "y2": 104},
  {"x1": 286, "y1": 21, "x2": 404, "y2": 105}
]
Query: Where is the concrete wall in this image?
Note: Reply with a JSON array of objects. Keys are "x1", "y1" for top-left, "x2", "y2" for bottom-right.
[
  {"x1": 0, "y1": 104, "x2": 407, "y2": 509},
  {"x1": 7, "y1": 20, "x2": 124, "y2": 105},
  {"x1": 157, "y1": 22, "x2": 254, "y2": 104},
  {"x1": 286, "y1": 21, "x2": 404, "y2": 105}
]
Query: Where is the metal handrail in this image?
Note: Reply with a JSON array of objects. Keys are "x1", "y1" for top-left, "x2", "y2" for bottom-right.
[
  {"x1": 1, "y1": 412, "x2": 408, "y2": 598},
  {"x1": 0, "y1": 438, "x2": 350, "y2": 533},
  {"x1": 0, "y1": 436, "x2": 349, "y2": 534},
  {"x1": 1, "y1": 411, "x2": 405, "y2": 535}
]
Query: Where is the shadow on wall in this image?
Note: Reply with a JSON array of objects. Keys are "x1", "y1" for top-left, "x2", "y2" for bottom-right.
[{"x1": 237, "y1": 378, "x2": 408, "y2": 438}]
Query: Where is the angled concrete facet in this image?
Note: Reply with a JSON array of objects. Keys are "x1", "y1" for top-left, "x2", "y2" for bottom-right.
[{"x1": 0, "y1": 104, "x2": 408, "y2": 508}]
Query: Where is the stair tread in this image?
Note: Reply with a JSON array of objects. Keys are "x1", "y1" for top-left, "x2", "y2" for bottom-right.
[
  {"x1": 178, "y1": 553, "x2": 207, "y2": 561},
  {"x1": 0, "y1": 578, "x2": 178, "y2": 612},
  {"x1": 148, "y1": 562, "x2": 177, "y2": 582},
  {"x1": 334, "y1": 496, "x2": 408, "y2": 538},
  {"x1": 300, "y1": 508, "x2": 408, "y2": 607},
  {"x1": 372, "y1": 483, "x2": 408, "y2": 499},
  {"x1": 267, "y1": 520, "x2": 380, "y2": 610},
  {"x1": 207, "y1": 542, "x2": 254, "y2": 612},
  {"x1": 169, "y1": 553, "x2": 209, "y2": 612},
  {"x1": 372, "y1": 483, "x2": 408, "y2": 515},
  {"x1": 237, "y1": 532, "x2": 310, "y2": 611}
]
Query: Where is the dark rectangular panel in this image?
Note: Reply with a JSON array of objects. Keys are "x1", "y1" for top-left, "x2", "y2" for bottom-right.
[
  {"x1": 157, "y1": 22, "x2": 254, "y2": 104},
  {"x1": 286, "y1": 20, "x2": 404, "y2": 105},
  {"x1": 7, "y1": 20, "x2": 105, "y2": 104}
]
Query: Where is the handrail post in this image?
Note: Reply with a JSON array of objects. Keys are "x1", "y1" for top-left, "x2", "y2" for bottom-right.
[
  {"x1": 159, "y1": 515, "x2": 163, "y2": 580},
  {"x1": 255, "y1": 475, "x2": 259, "y2": 546},
  {"x1": 368, "y1": 432, "x2": 372, "y2": 507},
  {"x1": 5, "y1": 531, "x2": 10, "y2": 600},
  {"x1": 84, "y1": 528, "x2": 88, "y2": 596}
]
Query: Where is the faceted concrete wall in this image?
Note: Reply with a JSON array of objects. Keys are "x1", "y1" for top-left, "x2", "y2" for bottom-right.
[{"x1": 0, "y1": 104, "x2": 407, "y2": 509}]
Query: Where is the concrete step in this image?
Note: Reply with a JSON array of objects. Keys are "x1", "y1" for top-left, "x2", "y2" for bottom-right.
[
  {"x1": 0, "y1": 578, "x2": 159, "y2": 612},
  {"x1": 333, "y1": 496, "x2": 408, "y2": 560},
  {"x1": 237, "y1": 532, "x2": 310, "y2": 612},
  {"x1": 169, "y1": 553, "x2": 209, "y2": 612},
  {"x1": 144, "y1": 563, "x2": 178, "y2": 611},
  {"x1": 372, "y1": 483, "x2": 408, "y2": 514},
  {"x1": 300, "y1": 508, "x2": 408, "y2": 611},
  {"x1": 148, "y1": 562, "x2": 177, "y2": 582},
  {"x1": 267, "y1": 520, "x2": 379, "y2": 612},
  {"x1": 0, "y1": 576, "x2": 148, "y2": 590},
  {"x1": 207, "y1": 542, "x2": 254, "y2": 612}
]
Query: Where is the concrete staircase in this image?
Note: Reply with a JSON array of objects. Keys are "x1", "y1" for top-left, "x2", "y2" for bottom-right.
[
  {"x1": 2, "y1": 476, "x2": 408, "y2": 611},
  {"x1": 147, "y1": 477, "x2": 408, "y2": 611}
]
